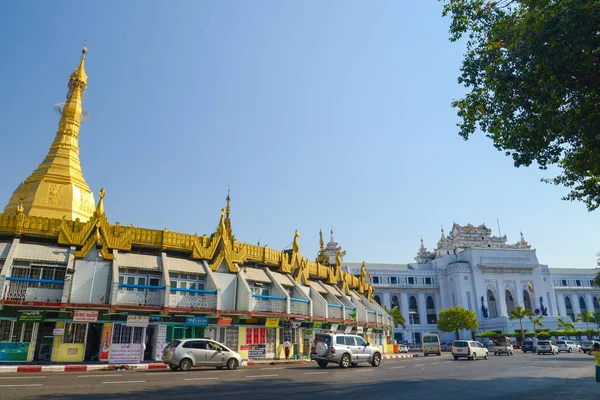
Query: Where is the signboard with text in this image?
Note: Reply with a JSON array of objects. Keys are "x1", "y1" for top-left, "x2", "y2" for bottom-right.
[
  {"x1": 109, "y1": 343, "x2": 142, "y2": 364},
  {"x1": 73, "y1": 310, "x2": 99, "y2": 323},
  {"x1": 17, "y1": 311, "x2": 44, "y2": 323},
  {"x1": 185, "y1": 316, "x2": 208, "y2": 327},
  {"x1": 126, "y1": 315, "x2": 149, "y2": 328}
]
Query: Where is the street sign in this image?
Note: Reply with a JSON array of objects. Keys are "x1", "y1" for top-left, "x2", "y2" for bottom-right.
[{"x1": 185, "y1": 316, "x2": 208, "y2": 327}]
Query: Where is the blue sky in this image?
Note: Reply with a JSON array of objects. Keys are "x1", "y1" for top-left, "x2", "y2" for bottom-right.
[{"x1": 0, "y1": 1, "x2": 597, "y2": 269}]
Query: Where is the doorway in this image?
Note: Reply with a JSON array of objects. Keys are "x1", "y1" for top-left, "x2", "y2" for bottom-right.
[
  {"x1": 34, "y1": 322, "x2": 54, "y2": 361},
  {"x1": 85, "y1": 324, "x2": 102, "y2": 361}
]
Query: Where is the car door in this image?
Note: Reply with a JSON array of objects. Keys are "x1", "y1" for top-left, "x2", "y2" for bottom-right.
[
  {"x1": 204, "y1": 341, "x2": 227, "y2": 366},
  {"x1": 181, "y1": 340, "x2": 206, "y2": 366},
  {"x1": 474, "y1": 342, "x2": 484, "y2": 357},
  {"x1": 344, "y1": 336, "x2": 360, "y2": 362},
  {"x1": 354, "y1": 336, "x2": 370, "y2": 362}
]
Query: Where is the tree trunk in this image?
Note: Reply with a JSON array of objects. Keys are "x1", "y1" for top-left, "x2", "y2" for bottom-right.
[
  {"x1": 520, "y1": 319, "x2": 524, "y2": 343},
  {"x1": 455, "y1": 329, "x2": 459, "y2": 340}
]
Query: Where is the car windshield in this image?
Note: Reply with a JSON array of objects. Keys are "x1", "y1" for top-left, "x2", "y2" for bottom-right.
[
  {"x1": 453, "y1": 341, "x2": 469, "y2": 347},
  {"x1": 423, "y1": 336, "x2": 439, "y2": 343},
  {"x1": 315, "y1": 334, "x2": 332, "y2": 345},
  {"x1": 583, "y1": 341, "x2": 593, "y2": 345}
]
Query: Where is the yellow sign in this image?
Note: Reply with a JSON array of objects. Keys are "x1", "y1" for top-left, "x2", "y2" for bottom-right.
[
  {"x1": 313, "y1": 321, "x2": 323, "y2": 329},
  {"x1": 265, "y1": 318, "x2": 280, "y2": 328}
]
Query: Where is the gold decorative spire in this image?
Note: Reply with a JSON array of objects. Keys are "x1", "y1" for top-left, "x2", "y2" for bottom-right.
[
  {"x1": 319, "y1": 227, "x2": 324, "y2": 251},
  {"x1": 96, "y1": 188, "x2": 106, "y2": 216},
  {"x1": 292, "y1": 230, "x2": 300, "y2": 253},
  {"x1": 4, "y1": 43, "x2": 95, "y2": 221},
  {"x1": 224, "y1": 189, "x2": 233, "y2": 237}
]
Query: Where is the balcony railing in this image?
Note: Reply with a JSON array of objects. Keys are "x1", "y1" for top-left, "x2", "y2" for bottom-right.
[
  {"x1": 251, "y1": 294, "x2": 286, "y2": 313},
  {"x1": 169, "y1": 288, "x2": 217, "y2": 310},
  {"x1": 344, "y1": 306, "x2": 356, "y2": 321},
  {"x1": 3, "y1": 277, "x2": 64, "y2": 302},
  {"x1": 290, "y1": 297, "x2": 309, "y2": 315},
  {"x1": 117, "y1": 284, "x2": 164, "y2": 307},
  {"x1": 367, "y1": 310, "x2": 377, "y2": 323},
  {"x1": 327, "y1": 303, "x2": 343, "y2": 319}
]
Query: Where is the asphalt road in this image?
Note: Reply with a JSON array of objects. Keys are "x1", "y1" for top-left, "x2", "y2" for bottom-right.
[{"x1": 0, "y1": 352, "x2": 597, "y2": 399}]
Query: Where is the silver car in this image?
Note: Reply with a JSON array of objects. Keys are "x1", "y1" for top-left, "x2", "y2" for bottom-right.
[
  {"x1": 162, "y1": 338, "x2": 243, "y2": 371},
  {"x1": 310, "y1": 333, "x2": 382, "y2": 368}
]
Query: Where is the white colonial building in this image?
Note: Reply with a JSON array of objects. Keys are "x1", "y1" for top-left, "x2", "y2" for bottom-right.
[{"x1": 343, "y1": 223, "x2": 600, "y2": 344}]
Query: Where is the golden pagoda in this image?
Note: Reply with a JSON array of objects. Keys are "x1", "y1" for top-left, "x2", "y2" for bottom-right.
[{"x1": 4, "y1": 43, "x2": 96, "y2": 222}]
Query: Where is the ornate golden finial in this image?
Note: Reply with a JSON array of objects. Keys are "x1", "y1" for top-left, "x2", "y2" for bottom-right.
[
  {"x1": 225, "y1": 188, "x2": 231, "y2": 216},
  {"x1": 96, "y1": 188, "x2": 106, "y2": 216},
  {"x1": 360, "y1": 261, "x2": 366, "y2": 279},
  {"x1": 335, "y1": 247, "x2": 342, "y2": 268},
  {"x1": 220, "y1": 208, "x2": 226, "y2": 217},
  {"x1": 319, "y1": 227, "x2": 324, "y2": 251},
  {"x1": 292, "y1": 230, "x2": 300, "y2": 253},
  {"x1": 15, "y1": 196, "x2": 24, "y2": 215},
  {"x1": 82, "y1": 40, "x2": 88, "y2": 54}
]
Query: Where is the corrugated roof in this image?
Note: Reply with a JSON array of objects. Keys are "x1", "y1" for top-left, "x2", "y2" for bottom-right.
[
  {"x1": 166, "y1": 258, "x2": 206, "y2": 275},
  {"x1": 244, "y1": 267, "x2": 272, "y2": 284},
  {"x1": 309, "y1": 281, "x2": 328, "y2": 294},
  {"x1": 15, "y1": 244, "x2": 68, "y2": 264},
  {"x1": 271, "y1": 272, "x2": 295, "y2": 287},
  {"x1": 0, "y1": 242, "x2": 10, "y2": 259},
  {"x1": 118, "y1": 253, "x2": 161, "y2": 270}
]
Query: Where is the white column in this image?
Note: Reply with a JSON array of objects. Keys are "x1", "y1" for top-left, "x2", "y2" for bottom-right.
[
  {"x1": 556, "y1": 293, "x2": 566, "y2": 317},
  {"x1": 514, "y1": 283, "x2": 524, "y2": 308},
  {"x1": 400, "y1": 292, "x2": 409, "y2": 323},
  {"x1": 498, "y1": 284, "x2": 508, "y2": 317},
  {"x1": 586, "y1": 294, "x2": 595, "y2": 314},
  {"x1": 382, "y1": 292, "x2": 391, "y2": 309},
  {"x1": 417, "y1": 292, "x2": 427, "y2": 325},
  {"x1": 572, "y1": 293, "x2": 582, "y2": 316}
]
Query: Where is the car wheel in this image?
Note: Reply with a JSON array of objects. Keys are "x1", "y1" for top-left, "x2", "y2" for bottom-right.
[
  {"x1": 484, "y1": 352, "x2": 489, "y2": 360},
  {"x1": 437, "y1": 353, "x2": 441, "y2": 356},
  {"x1": 470, "y1": 353, "x2": 476, "y2": 361},
  {"x1": 424, "y1": 353, "x2": 429, "y2": 357},
  {"x1": 494, "y1": 352, "x2": 498, "y2": 356},
  {"x1": 568, "y1": 348, "x2": 572, "y2": 353},
  {"x1": 339, "y1": 354, "x2": 351, "y2": 368},
  {"x1": 179, "y1": 358, "x2": 193, "y2": 371},
  {"x1": 453, "y1": 356, "x2": 459, "y2": 360},
  {"x1": 226, "y1": 358, "x2": 239, "y2": 370},
  {"x1": 169, "y1": 364, "x2": 179, "y2": 371},
  {"x1": 371, "y1": 353, "x2": 381, "y2": 367},
  {"x1": 317, "y1": 360, "x2": 328, "y2": 368}
]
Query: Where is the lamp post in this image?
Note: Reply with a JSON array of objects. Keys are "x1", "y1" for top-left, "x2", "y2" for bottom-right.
[{"x1": 409, "y1": 311, "x2": 417, "y2": 348}]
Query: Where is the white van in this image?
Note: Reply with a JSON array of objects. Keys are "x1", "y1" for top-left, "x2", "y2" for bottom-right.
[{"x1": 422, "y1": 333, "x2": 441, "y2": 356}]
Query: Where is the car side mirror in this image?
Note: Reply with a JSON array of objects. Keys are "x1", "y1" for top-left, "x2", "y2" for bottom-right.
[{"x1": 366, "y1": 342, "x2": 370, "y2": 347}]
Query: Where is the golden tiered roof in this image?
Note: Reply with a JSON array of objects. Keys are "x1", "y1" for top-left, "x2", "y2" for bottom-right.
[{"x1": 4, "y1": 43, "x2": 95, "y2": 222}]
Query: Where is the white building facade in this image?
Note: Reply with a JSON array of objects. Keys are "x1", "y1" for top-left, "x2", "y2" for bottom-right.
[{"x1": 343, "y1": 223, "x2": 600, "y2": 344}]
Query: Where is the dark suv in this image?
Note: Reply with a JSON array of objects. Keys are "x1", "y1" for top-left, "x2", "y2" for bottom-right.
[{"x1": 522, "y1": 340, "x2": 536, "y2": 353}]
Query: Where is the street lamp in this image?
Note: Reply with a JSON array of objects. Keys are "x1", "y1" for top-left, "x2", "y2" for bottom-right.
[{"x1": 409, "y1": 311, "x2": 417, "y2": 348}]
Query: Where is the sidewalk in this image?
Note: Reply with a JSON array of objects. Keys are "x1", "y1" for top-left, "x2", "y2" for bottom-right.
[{"x1": 0, "y1": 354, "x2": 411, "y2": 373}]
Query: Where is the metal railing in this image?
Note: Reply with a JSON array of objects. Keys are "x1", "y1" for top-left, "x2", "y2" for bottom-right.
[
  {"x1": 117, "y1": 284, "x2": 164, "y2": 307},
  {"x1": 367, "y1": 310, "x2": 377, "y2": 323},
  {"x1": 4, "y1": 277, "x2": 64, "y2": 302},
  {"x1": 169, "y1": 288, "x2": 217, "y2": 309},
  {"x1": 251, "y1": 294, "x2": 286, "y2": 313}
]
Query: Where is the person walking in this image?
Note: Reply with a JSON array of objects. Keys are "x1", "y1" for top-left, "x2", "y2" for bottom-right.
[
  {"x1": 283, "y1": 340, "x2": 291, "y2": 361},
  {"x1": 587, "y1": 342, "x2": 600, "y2": 383}
]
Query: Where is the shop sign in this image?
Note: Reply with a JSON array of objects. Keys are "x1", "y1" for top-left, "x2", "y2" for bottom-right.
[
  {"x1": 204, "y1": 329, "x2": 216, "y2": 340},
  {"x1": 17, "y1": 311, "x2": 45, "y2": 323},
  {"x1": 185, "y1": 316, "x2": 208, "y2": 327},
  {"x1": 126, "y1": 315, "x2": 150, "y2": 328},
  {"x1": 330, "y1": 324, "x2": 339, "y2": 332},
  {"x1": 264, "y1": 318, "x2": 280, "y2": 328},
  {"x1": 53, "y1": 328, "x2": 65, "y2": 336},
  {"x1": 357, "y1": 326, "x2": 364, "y2": 334},
  {"x1": 313, "y1": 321, "x2": 323, "y2": 329},
  {"x1": 247, "y1": 344, "x2": 266, "y2": 360},
  {"x1": 73, "y1": 310, "x2": 99, "y2": 322},
  {"x1": 344, "y1": 326, "x2": 352, "y2": 334},
  {"x1": 0, "y1": 342, "x2": 29, "y2": 361},
  {"x1": 100, "y1": 323, "x2": 113, "y2": 361},
  {"x1": 290, "y1": 319, "x2": 302, "y2": 329},
  {"x1": 109, "y1": 343, "x2": 142, "y2": 364},
  {"x1": 367, "y1": 328, "x2": 373, "y2": 334},
  {"x1": 217, "y1": 317, "x2": 232, "y2": 326}
]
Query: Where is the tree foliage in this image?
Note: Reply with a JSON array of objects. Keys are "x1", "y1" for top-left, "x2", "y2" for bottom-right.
[
  {"x1": 437, "y1": 306, "x2": 479, "y2": 338},
  {"x1": 384, "y1": 305, "x2": 407, "y2": 329},
  {"x1": 508, "y1": 305, "x2": 533, "y2": 341},
  {"x1": 441, "y1": 0, "x2": 600, "y2": 210}
]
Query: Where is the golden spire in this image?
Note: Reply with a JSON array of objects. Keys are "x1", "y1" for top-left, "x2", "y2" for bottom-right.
[
  {"x1": 319, "y1": 227, "x2": 324, "y2": 251},
  {"x1": 4, "y1": 43, "x2": 95, "y2": 221},
  {"x1": 224, "y1": 189, "x2": 233, "y2": 237}
]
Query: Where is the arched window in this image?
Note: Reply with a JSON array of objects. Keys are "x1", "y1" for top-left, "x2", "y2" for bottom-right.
[
  {"x1": 391, "y1": 295, "x2": 399, "y2": 309},
  {"x1": 579, "y1": 296, "x2": 588, "y2": 314},
  {"x1": 593, "y1": 297, "x2": 600, "y2": 313},
  {"x1": 426, "y1": 295, "x2": 437, "y2": 324},
  {"x1": 523, "y1": 290, "x2": 533, "y2": 311},
  {"x1": 505, "y1": 290, "x2": 515, "y2": 312},
  {"x1": 374, "y1": 295, "x2": 381, "y2": 306},
  {"x1": 409, "y1": 295, "x2": 420, "y2": 324},
  {"x1": 565, "y1": 296, "x2": 575, "y2": 321},
  {"x1": 487, "y1": 289, "x2": 499, "y2": 318}
]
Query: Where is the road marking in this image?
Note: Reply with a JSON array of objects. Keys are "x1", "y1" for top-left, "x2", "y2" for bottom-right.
[
  {"x1": 184, "y1": 377, "x2": 220, "y2": 381},
  {"x1": 431, "y1": 362, "x2": 440, "y2": 365},
  {"x1": 0, "y1": 376, "x2": 46, "y2": 379},
  {"x1": 260, "y1": 367, "x2": 285, "y2": 370},
  {"x1": 390, "y1": 366, "x2": 406, "y2": 369},
  {"x1": 245, "y1": 374, "x2": 279, "y2": 378},
  {"x1": 303, "y1": 372, "x2": 329, "y2": 375},
  {"x1": 144, "y1": 372, "x2": 179, "y2": 375},
  {"x1": 0, "y1": 384, "x2": 44, "y2": 388},
  {"x1": 415, "y1": 364, "x2": 425, "y2": 367},
  {"x1": 102, "y1": 380, "x2": 146, "y2": 384},
  {"x1": 444, "y1": 361, "x2": 453, "y2": 363},
  {"x1": 354, "y1": 369, "x2": 373, "y2": 372},
  {"x1": 77, "y1": 374, "x2": 123, "y2": 378}
]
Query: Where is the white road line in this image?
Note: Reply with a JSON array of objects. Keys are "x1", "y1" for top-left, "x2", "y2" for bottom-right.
[
  {"x1": 184, "y1": 377, "x2": 220, "y2": 381},
  {"x1": 102, "y1": 380, "x2": 146, "y2": 384},
  {"x1": 0, "y1": 384, "x2": 44, "y2": 388},
  {"x1": 444, "y1": 361, "x2": 453, "y2": 363},
  {"x1": 354, "y1": 369, "x2": 373, "y2": 372},
  {"x1": 414, "y1": 364, "x2": 425, "y2": 367},
  {"x1": 144, "y1": 372, "x2": 179, "y2": 375},
  {"x1": 0, "y1": 376, "x2": 46, "y2": 379},
  {"x1": 260, "y1": 367, "x2": 285, "y2": 370},
  {"x1": 77, "y1": 374, "x2": 122, "y2": 378},
  {"x1": 431, "y1": 362, "x2": 440, "y2": 365},
  {"x1": 303, "y1": 372, "x2": 329, "y2": 375},
  {"x1": 390, "y1": 366, "x2": 406, "y2": 369},
  {"x1": 245, "y1": 374, "x2": 279, "y2": 378}
]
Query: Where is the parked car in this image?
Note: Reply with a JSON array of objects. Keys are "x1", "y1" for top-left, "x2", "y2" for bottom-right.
[
  {"x1": 451, "y1": 340, "x2": 489, "y2": 360},
  {"x1": 310, "y1": 333, "x2": 382, "y2": 368},
  {"x1": 163, "y1": 338, "x2": 243, "y2": 371},
  {"x1": 522, "y1": 340, "x2": 536, "y2": 353},
  {"x1": 398, "y1": 344, "x2": 409, "y2": 354},
  {"x1": 556, "y1": 340, "x2": 581, "y2": 353},
  {"x1": 536, "y1": 340, "x2": 559, "y2": 355},
  {"x1": 580, "y1": 340, "x2": 599, "y2": 353}
]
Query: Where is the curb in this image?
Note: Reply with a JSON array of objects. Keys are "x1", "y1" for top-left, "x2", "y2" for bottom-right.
[
  {"x1": 0, "y1": 363, "x2": 169, "y2": 373},
  {"x1": 382, "y1": 354, "x2": 413, "y2": 359}
]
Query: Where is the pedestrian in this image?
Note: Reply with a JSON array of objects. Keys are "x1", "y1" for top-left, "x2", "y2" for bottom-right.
[
  {"x1": 283, "y1": 340, "x2": 291, "y2": 361},
  {"x1": 587, "y1": 342, "x2": 600, "y2": 383}
]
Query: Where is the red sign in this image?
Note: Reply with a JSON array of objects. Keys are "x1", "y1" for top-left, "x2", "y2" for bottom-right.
[
  {"x1": 259, "y1": 328, "x2": 266, "y2": 344},
  {"x1": 217, "y1": 317, "x2": 232, "y2": 326},
  {"x1": 253, "y1": 328, "x2": 259, "y2": 344},
  {"x1": 246, "y1": 328, "x2": 253, "y2": 344},
  {"x1": 99, "y1": 323, "x2": 113, "y2": 362}
]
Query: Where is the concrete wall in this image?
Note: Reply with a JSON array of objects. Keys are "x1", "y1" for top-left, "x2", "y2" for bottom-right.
[
  {"x1": 71, "y1": 259, "x2": 111, "y2": 304},
  {"x1": 213, "y1": 272, "x2": 237, "y2": 311}
]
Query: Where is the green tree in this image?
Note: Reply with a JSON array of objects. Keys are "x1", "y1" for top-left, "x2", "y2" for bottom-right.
[
  {"x1": 437, "y1": 306, "x2": 479, "y2": 340},
  {"x1": 383, "y1": 306, "x2": 406, "y2": 329},
  {"x1": 576, "y1": 311, "x2": 596, "y2": 336},
  {"x1": 557, "y1": 317, "x2": 575, "y2": 332},
  {"x1": 529, "y1": 315, "x2": 544, "y2": 336},
  {"x1": 441, "y1": 0, "x2": 600, "y2": 210},
  {"x1": 508, "y1": 305, "x2": 532, "y2": 343}
]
